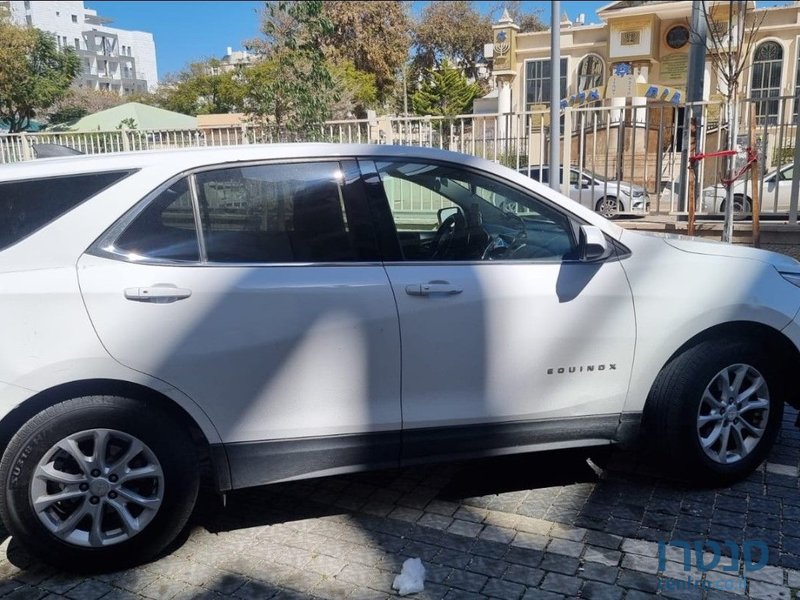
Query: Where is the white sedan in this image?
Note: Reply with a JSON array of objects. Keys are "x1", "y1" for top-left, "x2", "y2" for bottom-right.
[
  {"x1": 0, "y1": 144, "x2": 798, "y2": 570},
  {"x1": 702, "y1": 162, "x2": 795, "y2": 213}
]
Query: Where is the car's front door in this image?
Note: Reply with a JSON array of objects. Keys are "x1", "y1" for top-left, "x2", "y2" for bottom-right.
[
  {"x1": 361, "y1": 159, "x2": 636, "y2": 462},
  {"x1": 765, "y1": 164, "x2": 794, "y2": 212},
  {"x1": 78, "y1": 160, "x2": 402, "y2": 486}
]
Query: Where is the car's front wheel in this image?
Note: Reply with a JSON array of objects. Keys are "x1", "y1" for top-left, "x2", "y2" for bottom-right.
[
  {"x1": 0, "y1": 396, "x2": 199, "y2": 571},
  {"x1": 644, "y1": 338, "x2": 782, "y2": 483},
  {"x1": 595, "y1": 196, "x2": 621, "y2": 218}
]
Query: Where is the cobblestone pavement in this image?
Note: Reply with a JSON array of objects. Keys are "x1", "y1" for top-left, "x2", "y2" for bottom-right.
[{"x1": 1, "y1": 409, "x2": 800, "y2": 600}]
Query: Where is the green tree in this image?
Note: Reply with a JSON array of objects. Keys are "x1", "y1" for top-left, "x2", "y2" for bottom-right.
[
  {"x1": 321, "y1": 1, "x2": 411, "y2": 103},
  {"x1": 0, "y1": 22, "x2": 80, "y2": 132},
  {"x1": 156, "y1": 59, "x2": 247, "y2": 116},
  {"x1": 411, "y1": 60, "x2": 481, "y2": 118},
  {"x1": 412, "y1": 1, "x2": 492, "y2": 82},
  {"x1": 245, "y1": 1, "x2": 336, "y2": 135},
  {"x1": 329, "y1": 59, "x2": 378, "y2": 118}
]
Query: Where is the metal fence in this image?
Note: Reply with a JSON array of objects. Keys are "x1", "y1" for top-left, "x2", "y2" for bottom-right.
[{"x1": 2, "y1": 98, "x2": 797, "y2": 218}]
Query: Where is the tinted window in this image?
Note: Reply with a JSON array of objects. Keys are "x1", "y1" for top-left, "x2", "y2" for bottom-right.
[
  {"x1": 195, "y1": 162, "x2": 360, "y2": 263},
  {"x1": 376, "y1": 161, "x2": 576, "y2": 262},
  {"x1": 0, "y1": 171, "x2": 131, "y2": 251},
  {"x1": 114, "y1": 178, "x2": 199, "y2": 261}
]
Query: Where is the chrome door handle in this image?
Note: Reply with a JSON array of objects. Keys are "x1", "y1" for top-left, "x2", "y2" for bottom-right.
[
  {"x1": 124, "y1": 285, "x2": 192, "y2": 303},
  {"x1": 405, "y1": 282, "x2": 463, "y2": 297}
]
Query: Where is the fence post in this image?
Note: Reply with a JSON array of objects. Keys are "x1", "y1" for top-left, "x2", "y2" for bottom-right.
[
  {"x1": 20, "y1": 132, "x2": 33, "y2": 161},
  {"x1": 121, "y1": 128, "x2": 131, "y2": 152},
  {"x1": 241, "y1": 124, "x2": 249, "y2": 144}
]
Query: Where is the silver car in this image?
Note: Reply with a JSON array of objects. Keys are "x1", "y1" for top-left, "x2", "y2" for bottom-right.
[
  {"x1": 520, "y1": 165, "x2": 649, "y2": 217},
  {"x1": 702, "y1": 163, "x2": 795, "y2": 213}
]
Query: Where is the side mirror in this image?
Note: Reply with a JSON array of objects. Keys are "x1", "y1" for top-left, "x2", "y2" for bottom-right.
[
  {"x1": 578, "y1": 225, "x2": 609, "y2": 262},
  {"x1": 437, "y1": 206, "x2": 459, "y2": 226}
]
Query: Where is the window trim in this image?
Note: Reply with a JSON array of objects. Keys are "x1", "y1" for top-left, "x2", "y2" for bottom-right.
[
  {"x1": 88, "y1": 158, "x2": 383, "y2": 268},
  {"x1": 361, "y1": 157, "x2": 618, "y2": 266}
]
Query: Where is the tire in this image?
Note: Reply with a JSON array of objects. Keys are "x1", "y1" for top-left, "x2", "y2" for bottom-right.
[
  {"x1": 0, "y1": 396, "x2": 199, "y2": 571},
  {"x1": 720, "y1": 195, "x2": 752, "y2": 218},
  {"x1": 643, "y1": 338, "x2": 783, "y2": 484},
  {"x1": 595, "y1": 196, "x2": 620, "y2": 218}
]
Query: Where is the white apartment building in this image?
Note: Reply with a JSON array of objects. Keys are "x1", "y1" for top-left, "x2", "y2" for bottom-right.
[{"x1": 2, "y1": 1, "x2": 157, "y2": 93}]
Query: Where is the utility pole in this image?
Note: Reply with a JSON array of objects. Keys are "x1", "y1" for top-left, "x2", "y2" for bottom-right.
[
  {"x1": 549, "y1": 1, "x2": 560, "y2": 192},
  {"x1": 679, "y1": 0, "x2": 707, "y2": 233}
]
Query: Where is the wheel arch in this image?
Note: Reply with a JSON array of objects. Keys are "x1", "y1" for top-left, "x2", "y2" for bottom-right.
[
  {"x1": 656, "y1": 320, "x2": 800, "y2": 408},
  {"x1": 0, "y1": 379, "x2": 231, "y2": 491}
]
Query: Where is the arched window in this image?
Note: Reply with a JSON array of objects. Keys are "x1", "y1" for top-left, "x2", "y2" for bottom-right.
[
  {"x1": 751, "y1": 41, "x2": 783, "y2": 125},
  {"x1": 577, "y1": 55, "x2": 604, "y2": 91}
]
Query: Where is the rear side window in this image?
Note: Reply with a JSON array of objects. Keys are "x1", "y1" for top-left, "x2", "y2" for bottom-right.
[
  {"x1": 0, "y1": 171, "x2": 132, "y2": 251},
  {"x1": 114, "y1": 178, "x2": 199, "y2": 261},
  {"x1": 194, "y1": 162, "x2": 360, "y2": 263}
]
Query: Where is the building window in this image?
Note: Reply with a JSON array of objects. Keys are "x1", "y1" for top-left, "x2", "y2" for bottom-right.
[
  {"x1": 74, "y1": 38, "x2": 80, "y2": 49},
  {"x1": 751, "y1": 41, "x2": 783, "y2": 125},
  {"x1": 525, "y1": 58, "x2": 567, "y2": 106},
  {"x1": 24, "y1": 1, "x2": 30, "y2": 9},
  {"x1": 71, "y1": 14, "x2": 77, "y2": 22},
  {"x1": 577, "y1": 55, "x2": 604, "y2": 92},
  {"x1": 25, "y1": 15, "x2": 31, "y2": 26},
  {"x1": 621, "y1": 31, "x2": 640, "y2": 46}
]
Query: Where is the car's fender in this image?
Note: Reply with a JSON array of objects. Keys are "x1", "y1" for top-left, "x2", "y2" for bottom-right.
[{"x1": 619, "y1": 230, "x2": 800, "y2": 414}]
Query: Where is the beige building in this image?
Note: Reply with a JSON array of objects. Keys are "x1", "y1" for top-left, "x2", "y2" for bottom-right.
[
  {"x1": 480, "y1": 0, "x2": 800, "y2": 192},
  {"x1": 486, "y1": 0, "x2": 800, "y2": 117}
]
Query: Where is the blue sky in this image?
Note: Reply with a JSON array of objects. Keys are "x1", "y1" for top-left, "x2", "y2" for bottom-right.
[{"x1": 85, "y1": 0, "x2": 793, "y2": 80}]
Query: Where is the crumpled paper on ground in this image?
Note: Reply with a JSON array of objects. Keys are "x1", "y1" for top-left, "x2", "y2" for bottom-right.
[{"x1": 392, "y1": 557, "x2": 426, "y2": 596}]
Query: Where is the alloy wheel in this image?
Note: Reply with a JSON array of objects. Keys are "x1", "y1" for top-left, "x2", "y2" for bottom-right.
[
  {"x1": 696, "y1": 364, "x2": 770, "y2": 465},
  {"x1": 30, "y1": 428, "x2": 164, "y2": 547}
]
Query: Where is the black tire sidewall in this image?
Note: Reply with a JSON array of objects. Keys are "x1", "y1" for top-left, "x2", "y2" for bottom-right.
[{"x1": 0, "y1": 396, "x2": 199, "y2": 571}]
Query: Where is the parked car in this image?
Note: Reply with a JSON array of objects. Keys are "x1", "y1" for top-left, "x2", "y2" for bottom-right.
[
  {"x1": 519, "y1": 165, "x2": 649, "y2": 217},
  {"x1": 702, "y1": 163, "x2": 795, "y2": 213},
  {"x1": 1, "y1": 144, "x2": 800, "y2": 570}
]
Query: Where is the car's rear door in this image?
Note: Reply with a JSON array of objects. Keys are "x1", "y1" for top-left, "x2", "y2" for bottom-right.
[{"x1": 78, "y1": 160, "x2": 402, "y2": 487}]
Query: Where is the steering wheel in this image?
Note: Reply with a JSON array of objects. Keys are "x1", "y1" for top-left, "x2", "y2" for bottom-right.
[{"x1": 431, "y1": 212, "x2": 467, "y2": 259}]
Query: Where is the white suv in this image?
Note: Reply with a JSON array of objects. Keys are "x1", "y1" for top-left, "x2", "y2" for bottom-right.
[{"x1": 1, "y1": 144, "x2": 799, "y2": 570}]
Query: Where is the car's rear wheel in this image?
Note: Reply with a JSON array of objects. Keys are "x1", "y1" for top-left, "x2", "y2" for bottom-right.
[
  {"x1": 720, "y1": 195, "x2": 752, "y2": 217},
  {"x1": 0, "y1": 396, "x2": 199, "y2": 571},
  {"x1": 595, "y1": 196, "x2": 620, "y2": 218},
  {"x1": 644, "y1": 338, "x2": 782, "y2": 483}
]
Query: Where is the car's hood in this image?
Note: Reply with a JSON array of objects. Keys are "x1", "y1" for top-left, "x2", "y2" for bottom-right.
[{"x1": 660, "y1": 232, "x2": 800, "y2": 269}]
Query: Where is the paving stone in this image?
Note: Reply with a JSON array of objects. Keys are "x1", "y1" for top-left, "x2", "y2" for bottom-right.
[
  {"x1": 747, "y1": 564, "x2": 784, "y2": 585},
  {"x1": 620, "y1": 553, "x2": 659, "y2": 574},
  {"x1": 502, "y1": 564, "x2": 544, "y2": 587},
  {"x1": 748, "y1": 580, "x2": 791, "y2": 600},
  {"x1": 584, "y1": 531, "x2": 623, "y2": 550},
  {"x1": 617, "y1": 569, "x2": 659, "y2": 593},
  {"x1": 539, "y1": 553, "x2": 580, "y2": 576},
  {"x1": 418, "y1": 513, "x2": 454, "y2": 531},
  {"x1": 546, "y1": 538, "x2": 584, "y2": 558},
  {"x1": 539, "y1": 572, "x2": 581, "y2": 596},
  {"x1": 445, "y1": 569, "x2": 489, "y2": 593},
  {"x1": 578, "y1": 562, "x2": 618, "y2": 584},
  {"x1": 580, "y1": 580, "x2": 624, "y2": 600},
  {"x1": 64, "y1": 580, "x2": 114, "y2": 600},
  {"x1": 447, "y1": 520, "x2": 483, "y2": 538},
  {"x1": 583, "y1": 546, "x2": 621, "y2": 567},
  {"x1": 465, "y1": 556, "x2": 508, "y2": 578},
  {"x1": 481, "y1": 577, "x2": 524, "y2": 599},
  {"x1": 520, "y1": 590, "x2": 564, "y2": 600}
]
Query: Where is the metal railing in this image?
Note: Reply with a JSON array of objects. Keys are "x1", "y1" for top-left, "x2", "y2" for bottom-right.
[{"x1": 3, "y1": 98, "x2": 797, "y2": 219}]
